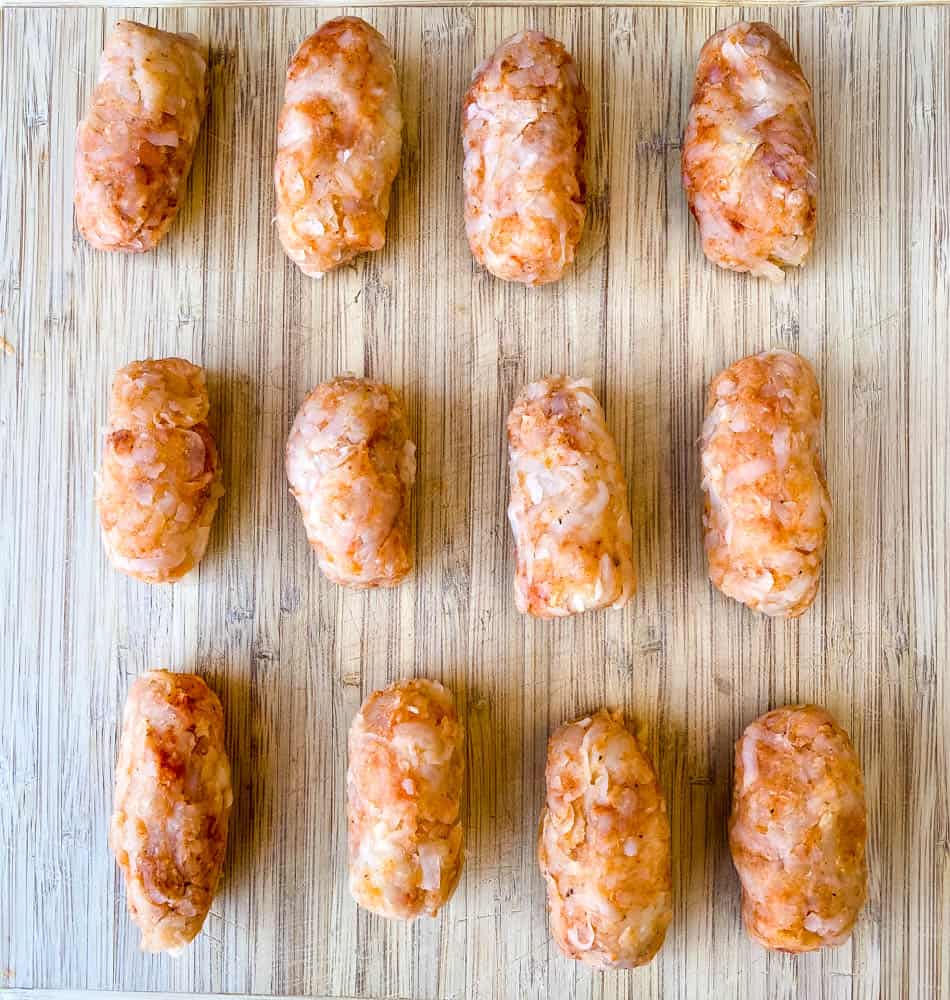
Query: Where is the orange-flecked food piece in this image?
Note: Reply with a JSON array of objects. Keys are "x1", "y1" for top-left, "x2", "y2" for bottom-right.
[
  {"x1": 110, "y1": 671, "x2": 233, "y2": 954},
  {"x1": 701, "y1": 351, "x2": 830, "y2": 617},
  {"x1": 507, "y1": 377, "x2": 635, "y2": 617},
  {"x1": 285, "y1": 376, "x2": 415, "y2": 588},
  {"x1": 538, "y1": 710, "x2": 672, "y2": 969},
  {"x1": 74, "y1": 21, "x2": 207, "y2": 253},
  {"x1": 347, "y1": 679, "x2": 464, "y2": 919},
  {"x1": 729, "y1": 705, "x2": 867, "y2": 952},
  {"x1": 463, "y1": 31, "x2": 588, "y2": 285},
  {"x1": 682, "y1": 21, "x2": 818, "y2": 280},
  {"x1": 274, "y1": 17, "x2": 402, "y2": 276},
  {"x1": 96, "y1": 358, "x2": 223, "y2": 584}
]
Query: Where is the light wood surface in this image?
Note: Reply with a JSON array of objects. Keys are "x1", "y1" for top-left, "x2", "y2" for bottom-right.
[
  {"x1": 9, "y1": 2, "x2": 950, "y2": 10},
  {"x1": 2, "y1": 5, "x2": 948, "y2": 999}
]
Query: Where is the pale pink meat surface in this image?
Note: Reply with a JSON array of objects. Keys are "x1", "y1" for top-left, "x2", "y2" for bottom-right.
[
  {"x1": 274, "y1": 17, "x2": 402, "y2": 276},
  {"x1": 110, "y1": 670, "x2": 233, "y2": 954},
  {"x1": 74, "y1": 20, "x2": 207, "y2": 253},
  {"x1": 701, "y1": 351, "x2": 830, "y2": 618},
  {"x1": 347, "y1": 679, "x2": 464, "y2": 919},
  {"x1": 729, "y1": 704, "x2": 867, "y2": 952},
  {"x1": 96, "y1": 358, "x2": 223, "y2": 584},
  {"x1": 682, "y1": 21, "x2": 818, "y2": 280},
  {"x1": 285, "y1": 376, "x2": 415, "y2": 588},
  {"x1": 462, "y1": 31, "x2": 588, "y2": 285},
  {"x1": 507, "y1": 377, "x2": 635, "y2": 618},
  {"x1": 538, "y1": 710, "x2": 672, "y2": 969}
]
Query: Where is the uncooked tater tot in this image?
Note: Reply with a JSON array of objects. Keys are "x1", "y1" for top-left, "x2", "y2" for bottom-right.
[
  {"x1": 110, "y1": 670, "x2": 233, "y2": 954},
  {"x1": 682, "y1": 21, "x2": 818, "y2": 280},
  {"x1": 274, "y1": 17, "x2": 403, "y2": 276},
  {"x1": 539, "y1": 710, "x2": 672, "y2": 969},
  {"x1": 701, "y1": 351, "x2": 830, "y2": 617},
  {"x1": 730, "y1": 704, "x2": 867, "y2": 952},
  {"x1": 347, "y1": 679, "x2": 464, "y2": 919},
  {"x1": 75, "y1": 20, "x2": 207, "y2": 253},
  {"x1": 463, "y1": 31, "x2": 588, "y2": 285},
  {"x1": 507, "y1": 377, "x2": 635, "y2": 617},
  {"x1": 96, "y1": 358, "x2": 223, "y2": 584},
  {"x1": 285, "y1": 376, "x2": 415, "y2": 588}
]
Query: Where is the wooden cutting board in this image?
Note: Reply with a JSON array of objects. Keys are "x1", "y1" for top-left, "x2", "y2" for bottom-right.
[{"x1": 1, "y1": 5, "x2": 947, "y2": 999}]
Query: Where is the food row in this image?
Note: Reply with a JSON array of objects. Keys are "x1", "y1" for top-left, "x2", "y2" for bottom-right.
[
  {"x1": 75, "y1": 17, "x2": 817, "y2": 284},
  {"x1": 112, "y1": 671, "x2": 867, "y2": 964},
  {"x1": 97, "y1": 351, "x2": 829, "y2": 619}
]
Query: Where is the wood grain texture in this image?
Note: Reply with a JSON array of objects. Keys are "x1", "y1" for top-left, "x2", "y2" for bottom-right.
[
  {"x1": 4, "y1": 0, "x2": 946, "y2": 10},
  {"x1": 1, "y1": 6, "x2": 948, "y2": 999},
  {"x1": 5, "y1": 2, "x2": 949, "y2": 9}
]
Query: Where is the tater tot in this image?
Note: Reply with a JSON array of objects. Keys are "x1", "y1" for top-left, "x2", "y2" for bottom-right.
[
  {"x1": 347, "y1": 679, "x2": 464, "y2": 919},
  {"x1": 682, "y1": 21, "x2": 818, "y2": 280},
  {"x1": 507, "y1": 377, "x2": 635, "y2": 617},
  {"x1": 701, "y1": 351, "x2": 830, "y2": 617},
  {"x1": 110, "y1": 670, "x2": 233, "y2": 954},
  {"x1": 729, "y1": 705, "x2": 867, "y2": 952},
  {"x1": 462, "y1": 31, "x2": 588, "y2": 285},
  {"x1": 285, "y1": 376, "x2": 415, "y2": 588},
  {"x1": 538, "y1": 710, "x2": 672, "y2": 969},
  {"x1": 274, "y1": 17, "x2": 403, "y2": 276},
  {"x1": 96, "y1": 358, "x2": 223, "y2": 584},
  {"x1": 75, "y1": 20, "x2": 207, "y2": 253}
]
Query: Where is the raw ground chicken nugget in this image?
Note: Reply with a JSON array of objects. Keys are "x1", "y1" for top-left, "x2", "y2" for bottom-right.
[
  {"x1": 538, "y1": 710, "x2": 673, "y2": 969},
  {"x1": 701, "y1": 351, "x2": 830, "y2": 617},
  {"x1": 274, "y1": 17, "x2": 403, "y2": 276},
  {"x1": 285, "y1": 376, "x2": 415, "y2": 588},
  {"x1": 682, "y1": 21, "x2": 818, "y2": 280},
  {"x1": 507, "y1": 377, "x2": 635, "y2": 617},
  {"x1": 110, "y1": 670, "x2": 233, "y2": 954},
  {"x1": 347, "y1": 679, "x2": 464, "y2": 919},
  {"x1": 463, "y1": 31, "x2": 588, "y2": 285},
  {"x1": 729, "y1": 704, "x2": 867, "y2": 952},
  {"x1": 97, "y1": 358, "x2": 223, "y2": 583},
  {"x1": 75, "y1": 20, "x2": 207, "y2": 252}
]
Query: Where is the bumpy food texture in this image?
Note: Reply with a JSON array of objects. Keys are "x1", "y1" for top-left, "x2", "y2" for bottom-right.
[
  {"x1": 97, "y1": 358, "x2": 223, "y2": 583},
  {"x1": 275, "y1": 17, "x2": 403, "y2": 275},
  {"x1": 701, "y1": 351, "x2": 830, "y2": 617},
  {"x1": 463, "y1": 31, "x2": 588, "y2": 285},
  {"x1": 75, "y1": 20, "x2": 207, "y2": 252},
  {"x1": 507, "y1": 377, "x2": 635, "y2": 617},
  {"x1": 682, "y1": 21, "x2": 818, "y2": 280},
  {"x1": 347, "y1": 679, "x2": 464, "y2": 919},
  {"x1": 729, "y1": 704, "x2": 867, "y2": 952},
  {"x1": 285, "y1": 376, "x2": 415, "y2": 588},
  {"x1": 538, "y1": 710, "x2": 672, "y2": 969},
  {"x1": 110, "y1": 670, "x2": 233, "y2": 954}
]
